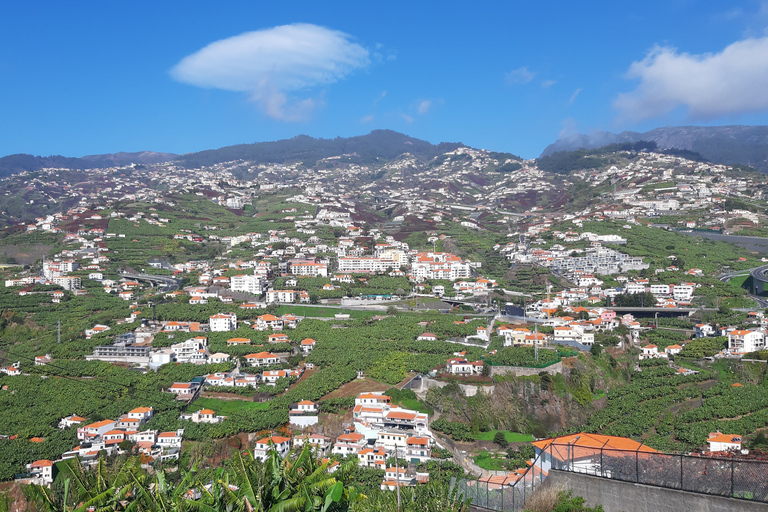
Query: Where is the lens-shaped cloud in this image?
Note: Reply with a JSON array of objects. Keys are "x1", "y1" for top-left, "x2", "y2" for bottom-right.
[
  {"x1": 171, "y1": 23, "x2": 370, "y2": 121},
  {"x1": 615, "y1": 37, "x2": 768, "y2": 122}
]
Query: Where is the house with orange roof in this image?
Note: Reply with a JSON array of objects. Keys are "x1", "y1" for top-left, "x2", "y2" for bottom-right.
[
  {"x1": 640, "y1": 344, "x2": 666, "y2": 360},
  {"x1": 77, "y1": 419, "x2": 117, "y2": 441},
  {"x1": 226, "y1": 337, "x2": 251, "y2": 347},
  {"x1": 405, "y1": 436, "x2": 432, "y2": 463},
  {"x1": 180, "y1": 409, "x2": 225, "y2": 424},
  {"x1": 244, "y1": 351, "x2": 281, "y2": 367},
  {"x1": 533, "y1": 433, "x2": 658, "y2": 473},
  {"x1": 665, "y1": 344, "x2": 683, "y2": 356},
  {"x1": 59, "y1": 414, "x2": 87, "y2": 429},
  {"x1": 255, "y1": 314, "x2": 284, "y2": 331},
  {"x1": 267, "y1": 333, "x2": 290, "y2": 344},
  {"x1": 332, "y1": 432, "x2": 367, "y2": 456},
  {"x1": 381, "y1": 467, "x2": 413, "y2": 490},
  {"x1": 289, "y1": 399, "x2": 319, "y2": 427},
  {"x1": 358, "y1": 446, "x2": 387, "y2": 468},
  {"x1": 300, "y1": 338, "x2": 317, "y2": 354},
  {"x1": 167, "y1": 381, "x2": 202, "y2": 400},
  {"x1": 416, "y1": 332, "x2": 437, "y2": 341},
  {"x1": 254, "y1": 435, "x2": 291, "y2": 461},
  {"x1": 156, "y1": 429, "x2": 184, "y2": 459},
  {"x1": 707, "y1": 432, "x2": 742, "y2": 452},
  {"x1": 728, "y1": 329, "x2": 765, "y2": 353},
  {"x1": 209, "y1": 312, "x2": 237, "y2": 332},
  {"x1": 26, "y1": 460, "x2": 55, "y2": 485}
]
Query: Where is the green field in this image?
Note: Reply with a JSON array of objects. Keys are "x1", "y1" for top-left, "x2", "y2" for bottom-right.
[
  {"x1": 274, "y1": 305, "x2": 375, "y2": 318},
  {"x1": 187, "y1": 397, "x2": 270, "y2": 415},
  {"x1": 474, "y1": 430, "x2": 534, "y2": 443},
  {"x1": 395, "y1": 397, "x2": 434, "y2": 415},
  {"x1": 473, "y1": 452, "x2": 508, "y2": 471}
]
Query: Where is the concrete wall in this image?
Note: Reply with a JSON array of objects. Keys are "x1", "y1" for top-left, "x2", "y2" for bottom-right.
[
  {"x1": 536, "y1": 470, "x2": 767, "y2": 512},
  {"x1": 411, "y1": 377, "x2": 494, "y2": 398},
  {"x1": 489, "y1": 360, "x2": 562, "y2": 377}
]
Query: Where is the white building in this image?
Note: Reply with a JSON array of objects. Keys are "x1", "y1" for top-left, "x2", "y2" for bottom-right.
[
  {"x1": 230, "y1": 274, "x2": 264, "y2": 295},
  {"x1": 728, "y1": 330, "x2": 765, "y2": 353},
  {"x1": 254, "y1": 435, "x2": 291, "y2": 461},
  {"x1": 209, "y1": 313, "x2": 237, "y2": 332}
]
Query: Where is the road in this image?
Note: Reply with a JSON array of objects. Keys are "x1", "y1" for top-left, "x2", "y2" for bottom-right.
[
  {"x1": 120, "y1": 272, "x2": 181, "y2": 293},
  {"x1": 719, "y1": 265, "x2": 768, "y2": 308}
]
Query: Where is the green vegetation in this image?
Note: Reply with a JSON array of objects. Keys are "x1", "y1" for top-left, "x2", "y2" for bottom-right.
[
  {"x1": 186, "y1": 397, "x2": 270, "y2": 415},
  {"x1": 474, "y1": 430, "x2": 535, "y2": 443}
]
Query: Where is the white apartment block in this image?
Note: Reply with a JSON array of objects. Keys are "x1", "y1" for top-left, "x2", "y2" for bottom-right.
[
  {"x1": 289, "y1": 262, "x2": 328, "y2": 277},
  {"x1": 209, "y1": 313, "x2": 237, "y2": 332},
  {"x1": 53, "y1": 276, "x2": 81, "y2": 291},
  {"x1": 338, "y1": 256, "x2": 399, "y2": 273},
  {"x1": 266, "y1": 290, "x2": 297, "y2": 303},
  {"x1": 230, "y1": 274, "x2": 265, "y2": 295},
  {"x1": 411, "y1": 252, "x2": 471, "y2": 281}
]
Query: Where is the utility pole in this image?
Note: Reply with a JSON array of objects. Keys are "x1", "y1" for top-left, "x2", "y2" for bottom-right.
[
  {"x1": 534, "y1": 323, "x2": 539, "y2": 363},
  {"x1": 394, "y1": 444, "x2": 402, "y2": 512},
  {"x1": 57, "y1": 319, "x2": 61, "y2": 344}
]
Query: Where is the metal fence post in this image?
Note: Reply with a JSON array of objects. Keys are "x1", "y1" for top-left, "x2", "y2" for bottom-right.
[
  {"x1": 486, "y1": 481, "x2": 489, "y2": 509},
  {"x1": 636, "y1": 450, "x2": 639, "y2": 483},
  {"x1": 680, "y1": 454, "x2": 683, "y2": 490},
  {"x1": 731, "y1": 458, "x2": 734, "y2": 497},
  {"x1": 600, "y1": 446, "x2": 603, "y2": 477}
]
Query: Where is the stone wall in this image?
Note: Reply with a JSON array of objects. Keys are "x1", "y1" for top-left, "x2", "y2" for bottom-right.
[{"x1": 489, "y1": 360, "x2": 563, "y2": 377}]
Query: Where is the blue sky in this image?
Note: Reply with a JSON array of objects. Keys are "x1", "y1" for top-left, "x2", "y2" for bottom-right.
[{"x1": 2, "y1": 1, "x2": 768, "y2": 159}]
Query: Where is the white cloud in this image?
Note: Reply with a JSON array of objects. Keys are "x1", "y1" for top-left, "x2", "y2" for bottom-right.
[
  {"x1": 569, "y1": 88, "x2": 583, "y2": 105},
  {"x1": 417, "y1": 100, "x2": 432, "y2": 115},
  {"x1": 542, "y1": 80, "x2": 557, "y2": 88},
  {"x1": 614, "y1": 37, "x2": 768, "y2": 122},
  {"x1": 360, "y1": 114, "x2": 374, "y2": 123},
  {"x1": 400, "y1": 113, "x2": 414, "y2": 124},
  {"x1": 170, "y1": 23, "x2": 369, "y2": 121},
  {"x1": 505, "y1": 67, "x2": 536, "y2": 84}
]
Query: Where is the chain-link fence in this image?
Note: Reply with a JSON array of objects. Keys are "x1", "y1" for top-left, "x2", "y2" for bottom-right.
[
  {"x1": 451, "y1": 454, "x2": 547, "y2": 511},
  {"x1": 546, "y1": 441, "x2": 768, "y2": 503},
  {"x1": 453, "y1": 442, "x2": 768, "y2": 511}
]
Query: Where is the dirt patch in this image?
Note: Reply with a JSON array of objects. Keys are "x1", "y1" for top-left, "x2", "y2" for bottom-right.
[
  {"x1": 321, "y1": 377, "x2": 391, "y2": 400},
  {"x1": 0, "y1": 481, "x2": 31, "y2": 512}
]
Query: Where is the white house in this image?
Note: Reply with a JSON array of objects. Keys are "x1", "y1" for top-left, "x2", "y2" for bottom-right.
[
  {"x1": 707, "y1": 432, "x2": 742, "y2": 452},
  {"x1": 26, "y1": 460, "x2": 55, "y2": 485},
  {"x1": 289, "y1": 400, "x2": 319, "y2": 427},
  {"x1": 244, "y1": 351, "x2": 281, "y2": 367},
  {"x1": 254, "y1": 435, "x2": 291, "y2": 461}
]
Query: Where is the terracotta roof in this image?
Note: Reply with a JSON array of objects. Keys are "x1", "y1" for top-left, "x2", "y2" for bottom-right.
[{"x1": 533, "y1": 433, "x2": 659, "y2": 462}]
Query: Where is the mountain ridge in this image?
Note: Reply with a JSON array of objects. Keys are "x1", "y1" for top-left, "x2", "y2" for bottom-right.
[{"x1": 541, "y1": 125, "x2": 768, "y2": 172}]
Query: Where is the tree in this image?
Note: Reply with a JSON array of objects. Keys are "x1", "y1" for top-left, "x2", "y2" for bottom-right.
[
  {"x1": 386, "y1": 305, "x2": 398, "y2": 315},
  {"x1": 493, "y1": 431, "x2": 508, "y2": 448}
]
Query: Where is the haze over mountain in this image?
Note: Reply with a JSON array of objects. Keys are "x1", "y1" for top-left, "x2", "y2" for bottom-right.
[
  {"x1": 2, "y1": 126, "x2": 768, "y2": 177},
  {"x1": 0, "y1": 151, "x2": 178, "y2": 178},
  {"x1": 174, "y1": 130, "x2": 464, "y2": 168},
  {"x1": 541, "y1": 125, "x2": 768, "y2": 172}
]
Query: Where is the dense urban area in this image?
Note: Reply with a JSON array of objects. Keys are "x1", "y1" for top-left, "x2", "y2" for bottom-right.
[{"x1": 3, "y1": 134, "x2": 768, "y2": 510}]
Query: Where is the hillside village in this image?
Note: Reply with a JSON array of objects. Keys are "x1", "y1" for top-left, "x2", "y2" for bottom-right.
[{"x1": 3, "y1": 141, "x2": 768, "y2": 505}]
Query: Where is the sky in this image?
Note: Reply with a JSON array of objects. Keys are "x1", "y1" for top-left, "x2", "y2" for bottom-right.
[{"x1": 2, "y1": 1, "x2": 768, "y2": 159}]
